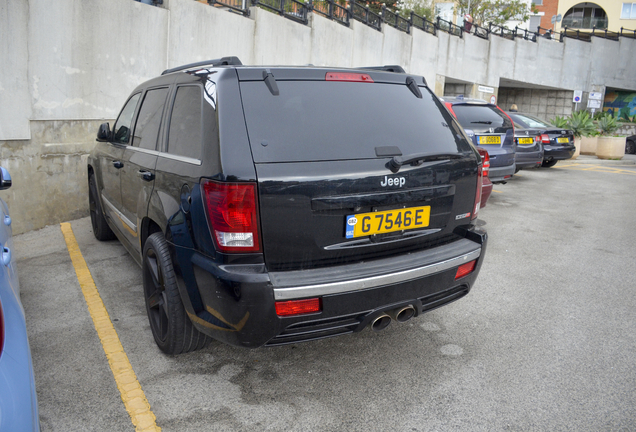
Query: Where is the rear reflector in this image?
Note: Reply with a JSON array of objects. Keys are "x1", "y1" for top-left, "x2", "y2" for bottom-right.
[
  {"x1": 201, "y1": 180, "x2": 261, "y2": 253},
  {"x1": 325, "y1": 72, "x2": 373, "y2": 83},
  {"x1": 455, "y1": 260, "x2": 477, "y2": 280},
  {"x1": 275, "y1": 298, "x2": 322, "y2": 316},
  {"x1": 0, "y1": 299, "x2": 4, "y2": 357},
  {"x1": 472, "y1": 158, "x2": 483, "y2": 220}
]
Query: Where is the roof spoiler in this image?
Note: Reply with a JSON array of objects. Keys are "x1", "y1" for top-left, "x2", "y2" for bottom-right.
[{"x1": 161, "y1": 56, "x2": 243, "y2": 75}]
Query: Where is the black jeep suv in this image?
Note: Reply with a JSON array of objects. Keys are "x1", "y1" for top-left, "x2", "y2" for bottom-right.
[{"x1": 88, "y1": 57, "x2": 487, "y2": 354}]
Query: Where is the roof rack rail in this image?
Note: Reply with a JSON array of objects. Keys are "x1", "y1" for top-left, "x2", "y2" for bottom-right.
[
  {"x1": 161, "y1": 56, "x2": 243, "y2": 75},
  {"x1": 359, "y1": 65, "x2": 406, "y2": 73}
]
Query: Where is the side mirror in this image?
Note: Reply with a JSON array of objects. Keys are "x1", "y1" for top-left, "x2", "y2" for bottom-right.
[
  {"x1": 0, "y1": 167, "x2": 12, "y2": 190},
  {"x1": 96, "y1": 122, "x2": 112, "y2": 142}
]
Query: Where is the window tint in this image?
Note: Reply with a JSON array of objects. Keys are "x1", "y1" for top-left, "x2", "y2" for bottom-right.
[
  {"x1": 452, "y1": 105, "x2": 513, "y2": 133},
  {"x1": 167, "y1": 86, "x2": 203, "y2": 160},
  {"x1": 112, "y1": 93, "x2": 141, "y2": 144},
  {"x1": 132, "y1": 88, "x2": 169, "y2": 150},
  {"x1": 240, "y1": 81, "x2": 470, "y2": 163}
]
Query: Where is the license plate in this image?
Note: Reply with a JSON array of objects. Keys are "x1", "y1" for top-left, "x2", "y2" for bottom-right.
[
  {"x1": 478, "y1": 135, "x2": 501, "y2": 145},
  {"x1": 345, "y1": 206, "x2": 431, "y2": 239},
  {"x1": 557, "y1": 137, "x2": 569, "y2": 143},
  {"x1": 517, "y1": 137, "x2": 534, "y2": 144}
]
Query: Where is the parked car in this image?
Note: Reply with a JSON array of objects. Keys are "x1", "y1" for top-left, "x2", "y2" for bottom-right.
[
  {"x1": 506, "y1": 112, "x2": 575, "y2": 167},
  {"x1": 477, "y1": 147, "x2": 493, "y2": 207},
  {"x1": 88, "y1": 58, "x2": 488, "y2": 353},
  {"x1": 0, "y1": 167, "x2": 40, "y2": 432},
  {"x1": 513, "y1": 127, "x2": 544, "y2": 171},
  {"x1": 442, "y1": 97, "x2": 516, "y2": 183},
  {"x1": 626, "y1": 135, "x2": 635, "y2": 154}
]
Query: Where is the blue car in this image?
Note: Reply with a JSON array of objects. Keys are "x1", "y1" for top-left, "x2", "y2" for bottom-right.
[
  {"x1": 0, "y1": 167, "x2": 40, "y2": 432},
  {"x1": 442, "y1": 97, "x2": 516, "y2": 183}
]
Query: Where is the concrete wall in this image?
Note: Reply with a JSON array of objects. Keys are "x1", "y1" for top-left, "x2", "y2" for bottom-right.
[
  {"x1": 498, "y1": 89, "x2": 574, "y2": 120},
  {"x1": 1, "y1": 0, "x2": 636, "y2": 234}
]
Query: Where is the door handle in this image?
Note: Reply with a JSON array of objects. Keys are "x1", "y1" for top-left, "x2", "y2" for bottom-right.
[
  {"x1": 137, "y1": 170, "x2": 155, "y2": 181},
  {"x1": 2, "y1": 246, "x2": 10, "y2": 266},
  {"x1": 113, "y1": 161, "x2": 124, "y2": 169}
]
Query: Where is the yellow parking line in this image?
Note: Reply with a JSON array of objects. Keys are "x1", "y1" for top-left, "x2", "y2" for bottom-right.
[
  {"x1": 60, "y1": 223, "x2": 160, "y2": 432},
  {"x1": 491, "y1": 189, "x2": 504, "y2": 193}
]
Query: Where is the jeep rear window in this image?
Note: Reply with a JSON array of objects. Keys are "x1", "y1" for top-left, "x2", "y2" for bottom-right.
[
  {"x1": 240, "y1": 81, "x2": 469, "y2": 163},
  {"x1": 452, "y1": 105, "x2": 513, "y2": 134}
]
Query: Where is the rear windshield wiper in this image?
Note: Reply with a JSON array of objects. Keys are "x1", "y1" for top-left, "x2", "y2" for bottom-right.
[
  {"x1": 471, "y1": 121, "x2": 492, "y2": 124},
  {"x1": 387, "y1": 152, "x2": 462, "y2": 173}
]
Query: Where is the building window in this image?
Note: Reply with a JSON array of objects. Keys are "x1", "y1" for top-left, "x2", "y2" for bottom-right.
[
  {"x1": 622, "y1": 3, "x2": 636, "y2": 19},
  {"x1": 563, "y1": 4, "x2": 607, "y2": 29},
  {"x1": 532, "y1": 0, "x2": 543, "y2": 6}
]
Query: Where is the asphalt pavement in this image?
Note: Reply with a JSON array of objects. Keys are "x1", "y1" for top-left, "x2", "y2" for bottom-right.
[{"x1": 14, "y1": 158, "x2": 636, "y2": 432}]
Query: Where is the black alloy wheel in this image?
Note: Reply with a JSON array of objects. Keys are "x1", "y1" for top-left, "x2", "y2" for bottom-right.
[
  {"x1": 626, "y1": 140, "x2": 636, "y2": 155},
  {"x1": 89, "y1": 174, "x2": 116, "y2": 241},
  {"x1": 142, "y1": 232, "x2": 208, "y2": 355}
]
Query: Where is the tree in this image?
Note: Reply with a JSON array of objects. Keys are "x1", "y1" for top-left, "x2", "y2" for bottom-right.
[
  {"x1": 396, "y1": 0, "x2": 434, "y2": 20},
  {"x1": 455, "y1": 0, "x2": 533, "y2": 26}
]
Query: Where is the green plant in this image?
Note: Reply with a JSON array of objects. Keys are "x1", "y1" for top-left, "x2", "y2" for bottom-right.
[
  {"x1": 566, "y1": 110, "x2": 596, "y2": 138},
  {"x1": 552, "y1": 116, "x2": 568, "y2": 128},
  {"x1": 597, "y1": 114, "x2": 619, "y2": 136}
]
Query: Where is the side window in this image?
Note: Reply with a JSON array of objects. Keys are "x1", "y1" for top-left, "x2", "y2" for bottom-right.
[
  {"x1": 167, "y1": 86, "x2": 203, "y2": 160},
  {"x1": 132, "y1": 87, "x2": 170, "y2": 150},
  {"x1": 112, "y1": 93, "x2": 141, "y2": 144}
]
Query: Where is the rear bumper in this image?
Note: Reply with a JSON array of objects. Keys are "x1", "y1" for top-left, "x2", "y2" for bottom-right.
[
  {"x1": 516, "y1": 149, "x2": 543, "y2": 169},
  {"x1": 170, "y1": 226, "x2": 487, "y2": 348},
  {"x1": 544, "y1": 145, "x2": 575, "y2": 161},
  {"x1": 488, "y1": 163, "x2": 516, "y2": 182}
]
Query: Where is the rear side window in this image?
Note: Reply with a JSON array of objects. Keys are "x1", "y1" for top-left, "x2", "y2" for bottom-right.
[
  {"x1": 510, "y1": 113, "x2": 549, "y2": 129},
  {"x1": 240, "y1": 81, "x2": 470, "y2": 163},
  {"x1": 167, "y1": 86, "x2": 203, "y2": 160},
  {"x1": 452, "y1": 105, "x2": 513, "y2": 134},
  {"x1": 132, "y1": 87, "x2": 169, "y2": 150},
  {"x1": 112, "y1": 93, "x2": 141, "y2": 144}
]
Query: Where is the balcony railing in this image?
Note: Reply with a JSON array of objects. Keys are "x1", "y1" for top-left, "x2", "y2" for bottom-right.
[{"x1": 561, "y1": 16, "x2": 608, "y2": 30}]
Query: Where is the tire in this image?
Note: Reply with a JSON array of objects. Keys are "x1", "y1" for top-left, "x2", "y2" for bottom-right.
[
  {"x1": 89, "y1": 174, "x2": 116, "y2": 241},
  {"x1": 541, "y1": 159, "x2": 558, "y2": 168},
  {"x1": 626, "y1": 140, "x2": 636, "y2": 155},
  {"x1": 142, "y1": 232, "x2": 209, "y2": 355}
]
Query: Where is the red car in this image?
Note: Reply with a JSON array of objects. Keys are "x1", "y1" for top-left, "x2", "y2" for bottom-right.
[{"x1": 477, "y1": 147, "x2": 492, "y2": 208}]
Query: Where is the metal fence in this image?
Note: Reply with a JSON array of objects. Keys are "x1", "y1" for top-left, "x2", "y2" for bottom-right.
[
  {"x1": 436, "y1": 17, "x2": 463, "y2": 38},
  {"x1": 310, "y1": 0, "x2": 349, "y2": 26},
  {"x1": 208, "y1": 0, "x2": 250, "y2": 15},
  {"x1": 252, "y1": 0, "x2": 309, "y2": 24},
  {"x1": 350, "y1": 1, "x2": 381, "y2": 31},
  {"x1": 410, "y1": 12, "x2": 435, "y2": 35},
  {"x1": 198, "y1": 0, "x2": 636, "y2": 46}
]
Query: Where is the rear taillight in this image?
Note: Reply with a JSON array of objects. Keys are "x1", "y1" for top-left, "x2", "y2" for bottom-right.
[
  {"x1": 540, "y1": 134, "x2": 550, "y2": 144},
  {"x1": 0, "y1": 299, "x2": 4, "y2": 357},
  {"x1": 477, "y1": 148, "x2": 490, "y2": 177},
  {"x1": 444, "y1": 102, "x2": 457, "y2": 118},
  {"x1": 325, "y1": 72, "x2": 373, "y2": 83},
  {"x1": 275, "y1": 298, "x2": 322, "y2": 316},
  {"x1": 472, "y1": 156, "x2": 483, "y2": 220},
  {"x1": 455, "y1": 260, "x2": 477, "y2": 279},
  {"x1": 201, "y1": 180, "x2": 261, "y2": 253}
]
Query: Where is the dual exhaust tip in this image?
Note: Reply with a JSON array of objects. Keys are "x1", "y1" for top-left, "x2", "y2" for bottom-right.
[{"x1": 370, "y1": 305, "x2": 416, "y2": 332}]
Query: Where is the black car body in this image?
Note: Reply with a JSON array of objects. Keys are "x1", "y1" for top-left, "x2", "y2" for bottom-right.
[
  {"x1": 513, "y1": 127, "x2": 544, "y2": 170},
  {"x1": 87, "y1": 58, "x2": 487, "y2": 352},
  {"x1": 442, "y1": 97, "x2": 516, "y2": 183},
  {"x1": 507, "y1": 112, "x2": 575, "y2": 167}
]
